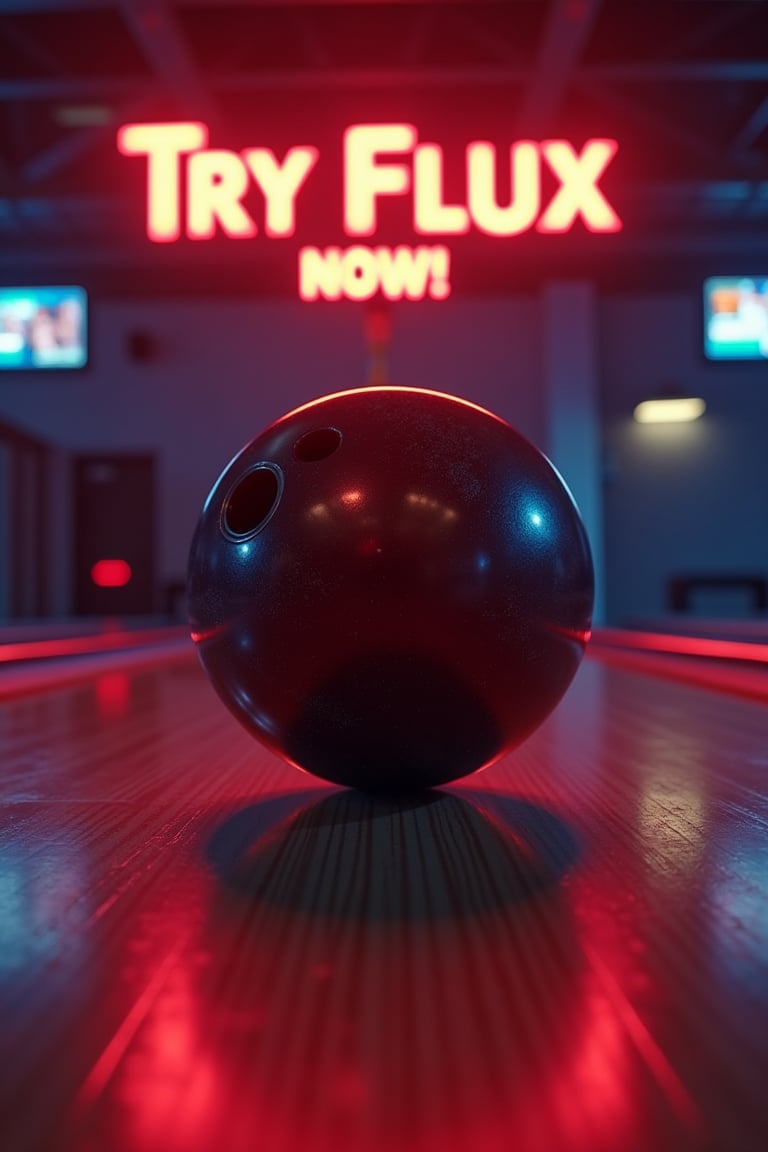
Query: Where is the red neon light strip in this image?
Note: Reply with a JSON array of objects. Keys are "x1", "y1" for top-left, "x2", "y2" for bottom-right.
[
  {"x1": 591, "y1": 628, "x2": 768, "y2": 665},
  {"x1": 0, "y1": 627, "x2": 188, "y2": 665},
  {"x1": 0, "y1": 640, "x2": 193, "y2": 704}
]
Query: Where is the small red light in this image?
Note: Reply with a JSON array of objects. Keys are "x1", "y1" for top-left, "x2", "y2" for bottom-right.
[{"x1": 91, "y1": 559, "x2": 132, "y2": 588}]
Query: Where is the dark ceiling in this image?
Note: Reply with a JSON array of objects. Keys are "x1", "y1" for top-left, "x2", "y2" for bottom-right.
[{"x1": 0, "y1": 0, "x2": 767, "y2": 292}]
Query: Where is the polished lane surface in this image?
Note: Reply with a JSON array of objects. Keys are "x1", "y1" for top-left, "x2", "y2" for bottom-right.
[{"x1": 0, "y1": 649, "x2": 767, "y2": 1152}]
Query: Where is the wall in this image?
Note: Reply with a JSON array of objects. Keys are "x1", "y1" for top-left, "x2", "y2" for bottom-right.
[
  {"x1": 0, "y1": 295, "x2": 545, "y2": 614},
  {"x1": 600, "y1": 293, "x2": 768, "y2": 624},
  {"x1": 3, "y1": 287, "x2": 762, "y2": 626}
]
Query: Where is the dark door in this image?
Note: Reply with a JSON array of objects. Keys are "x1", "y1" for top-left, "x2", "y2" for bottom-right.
[{"x1": 74, "y1": 454, "x2": 155, "y2": 615}]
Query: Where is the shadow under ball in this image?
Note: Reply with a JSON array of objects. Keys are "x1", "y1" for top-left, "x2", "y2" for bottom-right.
[{"x1": 187, "y1": 387, "x2": 593, "y2": 793}]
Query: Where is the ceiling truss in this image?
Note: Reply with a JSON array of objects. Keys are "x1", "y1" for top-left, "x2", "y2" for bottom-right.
[{"x1": 0, "y1": 0, "x2": 766, "y2": 271}]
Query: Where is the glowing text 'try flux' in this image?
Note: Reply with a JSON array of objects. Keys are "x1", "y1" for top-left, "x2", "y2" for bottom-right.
[{"x1": 117, "y1": 121, "x2": 621, "y2": 242}]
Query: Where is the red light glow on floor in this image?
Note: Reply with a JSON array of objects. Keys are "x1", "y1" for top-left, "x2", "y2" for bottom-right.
[{"x1": 95, "y1": 672, "x2": 131, "y2": 718}]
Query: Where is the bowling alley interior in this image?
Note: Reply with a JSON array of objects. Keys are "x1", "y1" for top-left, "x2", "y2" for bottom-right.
[{"x1": 1, "y1": 2, "x2": 767, "y2": 1151}]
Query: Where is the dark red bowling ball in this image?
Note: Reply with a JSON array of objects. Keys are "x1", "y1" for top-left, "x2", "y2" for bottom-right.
[{"x1": 187, "y1": 387, "x2": 593, "y2": 793}]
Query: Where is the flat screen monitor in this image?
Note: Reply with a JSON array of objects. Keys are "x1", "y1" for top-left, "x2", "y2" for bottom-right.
[
  {"x1": 704, "y1": 277, "x2": 768, "y2": 361},
  {"x1": 0, "y1": 285, "x2": 87, "y2": 369}
]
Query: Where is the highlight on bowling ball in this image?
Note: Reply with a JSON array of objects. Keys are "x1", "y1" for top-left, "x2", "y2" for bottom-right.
[{"x1": 187, "y1": 386, "x2": 593, "y2": 793}]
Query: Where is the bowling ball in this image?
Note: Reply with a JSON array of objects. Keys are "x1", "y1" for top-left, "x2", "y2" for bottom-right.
[{"x1": 187, "y1": 387, "x2": 593, "y2": 793}]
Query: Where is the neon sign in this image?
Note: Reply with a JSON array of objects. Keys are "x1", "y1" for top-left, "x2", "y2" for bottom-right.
[{"x1": 118, "y1": 122, "x2": 621, "y2": 301}]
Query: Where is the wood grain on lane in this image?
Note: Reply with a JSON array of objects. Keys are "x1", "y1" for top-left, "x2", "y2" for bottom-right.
[{"x1": 0, "y1": 652, "x2": 766, "y2": 1152}]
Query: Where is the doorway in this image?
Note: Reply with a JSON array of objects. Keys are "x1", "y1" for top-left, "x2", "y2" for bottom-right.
[{"x1": 73, "y1": 454, "x2": 156, "y2": 616}]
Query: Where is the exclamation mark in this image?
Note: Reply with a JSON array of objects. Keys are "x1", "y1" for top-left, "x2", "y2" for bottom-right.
[{"x1": 429, "y1": 246, "x2": 451, "y2": 299}]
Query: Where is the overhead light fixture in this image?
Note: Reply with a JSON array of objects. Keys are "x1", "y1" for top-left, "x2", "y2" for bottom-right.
[
  {"x1": 633, "y1": 396, "x2": 706, "y2": 423},
  {"x1": 633, "y1": 380, "x2": 706, "y2": 423},
  {"x1": 55, "y1": 105, "x2": 112, "y2": 128}
]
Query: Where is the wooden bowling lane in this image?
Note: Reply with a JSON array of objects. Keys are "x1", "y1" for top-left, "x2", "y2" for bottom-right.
[{"x1": 0, "y1": 648, "x2": 767, "y2": 1152}]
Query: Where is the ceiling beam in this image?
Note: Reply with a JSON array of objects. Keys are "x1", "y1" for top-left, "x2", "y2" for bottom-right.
[
  {"x1": 21, "y1": 95, "x2": 158, "y2": 184},
  {"x1": 215, "y1": 61, "x2": 768, "y2": 87},
  {"x1": 729, "y1": 95, "x2": 768, "y2": 158},
  {"x1": 0, "y1": 194, "x2": 118, "y2": 236},
  {"x1": 118, "y1": 0, "x2": 216, "y2": 122},
  {"x1": 0, "y1": 0, "x2": 105, "y2": 8},
  {"x1": 22, "y1": 122, "x2": 117, "y2": 185},
  {"x1": 651, "y1": 0, "x2": 755, "y2": 61},
  {"x1": 0, "y1": 0, "x2": 497, "y2": 9},
  {"x1": 2, "y1": 178, "x2": 766, "y2": 236},
  {"x1": 453, "y1": 5, "x2": 519, "y2": 68},
  {"x1": 23, "y1": 2, "x2": 220, "y2": 195},
  {"x1": 0, "y1": 13, "x2": 61, "y2": 72},
  {"x1": 516, "y1": 0, "x2": 603, "y2": 135},
  {"x1": 588, "y1": 62, "x2": 768, "y2": 82},
  {"x1": 2, "y1": 226, "x2": 768, "y2": 274},
  {"x1": 0, "y1": 79, "x2": 143, "y2": 100},
  {"x1": 2, "y1": 60, "x2": 768, "y2": 104},
  {"x1": 284, "y1": 6, "x2": 333, "y2": 68},
  {"x1": 214, "y1": 66, "x2": 529, "y2": 89},
  {"x1": 576, "y1": 76, "x2": 724, "y2": 165}
]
